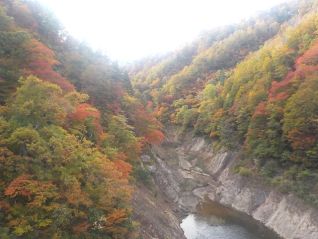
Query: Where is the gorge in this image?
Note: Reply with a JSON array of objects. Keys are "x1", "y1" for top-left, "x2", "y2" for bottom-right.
[
  {"x1": 136, "y1": 128, "x2": 318, "y2": 238},
  {"x1": 1, "y1": 0, "x2": 318, "y2": 238}
]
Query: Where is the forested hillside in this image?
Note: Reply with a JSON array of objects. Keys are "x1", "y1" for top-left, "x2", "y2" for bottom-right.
[
  {"x1": 132, "y1": 0, "x2": 318, "y2": 206},
  {"x1": 3, "y1": 0, "x2": 318, "y2": 238},
  {"x1": 0, "y1": 0, "x2": 163, "y2": 238}
]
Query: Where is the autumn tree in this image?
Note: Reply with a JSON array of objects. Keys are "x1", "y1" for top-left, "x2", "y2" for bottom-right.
[{"x1": 0, "y1": 77, "x2": 134, "y2": 239}]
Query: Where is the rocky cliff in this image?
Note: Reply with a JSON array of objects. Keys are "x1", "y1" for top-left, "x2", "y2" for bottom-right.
[
  {"x1": 141, "y1": 128, "x2": 318, "y2": 239},
  {"x1": 132, "y1": 184, "x2": 185, "y2": 239}
]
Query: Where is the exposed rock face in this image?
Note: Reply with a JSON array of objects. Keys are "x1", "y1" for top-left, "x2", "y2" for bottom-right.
[
  {"x1": 145, "y1": 128, "x2": 318, "y2": 239},
  {"x1": 132, "y1": 184, "x2": 186, "y2": 239}
]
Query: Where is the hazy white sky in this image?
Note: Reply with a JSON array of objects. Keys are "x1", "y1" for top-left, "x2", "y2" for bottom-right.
[{"x1": 38, "y1": 0, "x2": 289, "y2": 62}]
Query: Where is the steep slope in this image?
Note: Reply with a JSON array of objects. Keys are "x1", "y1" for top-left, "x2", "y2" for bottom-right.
[
  {"x1": 0, "y1": 1, "x2": 164, "y2": 238},
  {"x1": 141, "y1": 128, "x2": 318, "y2": 239},
  {"x1": 2, "y1": 0, "x2": 318, "y2": 238},
  {"x1": 132, "y1": 0, "x2": 318, "y2": 210},
  {"x1": 131, "y1": 1, "x2": 297, "y2": 117}
]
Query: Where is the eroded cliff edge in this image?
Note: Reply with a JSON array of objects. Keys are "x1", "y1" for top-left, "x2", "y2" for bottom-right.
[{"x1": 141, "y1": 128, "x2": 318, "y2": 239}]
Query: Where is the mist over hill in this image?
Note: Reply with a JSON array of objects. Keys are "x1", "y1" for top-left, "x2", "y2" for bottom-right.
[{"x1": 1, "y1": 0, "x2": 318, "y2": 238}]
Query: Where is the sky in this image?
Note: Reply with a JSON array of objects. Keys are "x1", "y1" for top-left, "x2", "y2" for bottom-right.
[{"x1": 37, "y1": 0, "x2": 290, "y2": 63}]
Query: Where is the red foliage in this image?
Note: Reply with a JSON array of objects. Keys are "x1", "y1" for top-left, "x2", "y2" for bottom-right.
[
  {"x1": 144, "y1": 129, "x2": 165, "y2": 145},
  {"x1": 69, "y1": 103, "x2": 103, "y2": 137},
  {"x1": 288, "y1": 129, "x2": 317, "y2": 150},
  {"x1": 132, "y1": 106, "x2": 165, "y2": 145},
  {"x1": 24, "y1": 39, "x2": 74, "y2": 91},
  {"x1": 295, "y1": 64, "x2": 318, "y2": 78},
  {"x1": 4, "y1": 174, "x2": 34, "y2": 198},
  {"x1": 71, "y1": 104, "x2": 101, "y2": 121},
  {"x1": 253, "y1": 102, "x2": 267, "y2": 117},
  {"x1": 296, "y1": 40, "x2": 318, "y2": 65},
  {"x1": 134, "y1": 106, "x2": 158, "y2": 127},
  {"x1": 269, "y1": 42, "x2": 318, "y2": 102},
  {"x1": 271, "y1": 92, "x2": 290, "y2": 102},
  {"x1": 269, "y1": 74, "x2": 293, "y2": 102}
]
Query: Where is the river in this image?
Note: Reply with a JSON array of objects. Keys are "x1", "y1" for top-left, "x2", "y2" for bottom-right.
[{"x1": 180, "y1": 200, "x2": 281, "y2": 239}]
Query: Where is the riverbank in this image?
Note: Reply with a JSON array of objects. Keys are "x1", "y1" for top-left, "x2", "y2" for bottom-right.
[
  {"x1": 181, "y1": 199, "x2": 281, "y2": 239},
  {"x1": 140, "y1": 127, "x2": 318, "y2": 239},
  {"x1": 132, "y1": 179, "x2": 186, "y2": 238}
]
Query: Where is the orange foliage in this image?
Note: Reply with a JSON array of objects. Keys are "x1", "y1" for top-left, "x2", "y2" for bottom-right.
[
  {"x1": 105, "y1": 209, "x2": 128, "y2": 228},
  {"x1": 72, "y1": 221, "x2": 90, "y2": 234},
  {"x1": 70, "y1": 103, "x2": 101, "y2": 122},
  {"x1": 102, "y1": 208, "x2": 130, "y2": 236},
  {"x1": 5, "y1": 174, "x2": 34, "y2": 198},
  {"x1": 114, "y1": 159, "x2": 132, "y2": 179},
  {"x1": 133, "y1": 140, "x2": 144, "y2": 158},
  {"x1": 69, "y1": 103, "x2": 103, "y2": 138},
  {"x1": 144, "y1": 129, "x2": 165, "y2": 145},
  {"x1": 114, "y1": 152, "x2": 128, "y2": 161},
  {"x1": 24, "y1": 39, "x2": 74, "y2": 91},
  {"x1": 132, "y1": 106, "x2": 164, "y2": 145},
  {"x1": 154, "y1": 106, "x2": 168, "y2": 118},
  {"x1": 4, "y1": 174, "x2": 56, "y2": 201},
  {"x1": 213, "y1": 108, "x2": 225, "y2": 119},
  {"x1": 63, "y1": 181, "x2": 92, "y2": 207}
]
